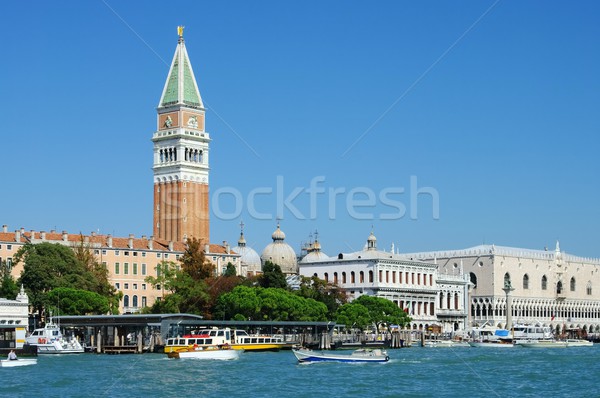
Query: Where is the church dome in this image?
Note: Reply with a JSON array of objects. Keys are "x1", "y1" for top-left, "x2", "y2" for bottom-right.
[
  {"x1": 271, "y1": 225, "x2": 286, "y2": 241},
  {"x1": 261, "y1": 224, "x2": 297, "y2": 274},
  {"x1": 232, "y1": 229, "x2": 261, "y2": 275},
  {"x1": 300, "y1": 237, "x2": 328, "y2": 263}
]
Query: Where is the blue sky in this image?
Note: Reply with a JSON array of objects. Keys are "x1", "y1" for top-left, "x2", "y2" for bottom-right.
[{"x1": 1, "y1": 1, "x2": 598, "y2": 258}]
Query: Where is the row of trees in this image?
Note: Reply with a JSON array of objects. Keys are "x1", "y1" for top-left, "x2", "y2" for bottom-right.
[{"x1": 4, "y1": 237, "x2": 412, "y2": 331}]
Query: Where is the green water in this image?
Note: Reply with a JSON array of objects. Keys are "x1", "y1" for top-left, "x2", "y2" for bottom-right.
[{"x1": 3, "y1": 346, "x2": 597, "y2": 397}]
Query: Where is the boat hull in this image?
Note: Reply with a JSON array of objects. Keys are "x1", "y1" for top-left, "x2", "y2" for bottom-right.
[
  {"x1": 517, "y1": 340, "x2": 568, "y2": 348},
  {"x1": 565, "y1": 339, "x2": 593, "y2": 347},
  {"x1": 0, "y1": 358, "x2": 37, "y2": 367},
  {"x1": 468, "y1": 342, "x2": 514, "y2": 348},
  {"x1": 293, "y1": 349, "x2": 389, "y2": 363},
  {"x1": 168, "y1": 347, "x2": 242, "y2": 360},
  {"x1": 33, "y1": 340, "x2": 84, "y2": 354}
]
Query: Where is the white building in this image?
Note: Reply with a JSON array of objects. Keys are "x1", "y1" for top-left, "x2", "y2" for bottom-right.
[
  {"x1": 261, "y1": 223, "x2": 298, "y2": 275},
  {"x1": 299, "y1": 232, "x2": 470, "y2": 333},
  {"x1": 406, "y1": 242, "x2": 600, "y2": 335},
  {"x1": 0, "y1": 286, "x2": 29, "y2": 348}
]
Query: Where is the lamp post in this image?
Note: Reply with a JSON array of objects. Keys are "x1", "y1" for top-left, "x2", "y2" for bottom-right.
[{"x1": 503, "y1": 279, "x2": 515, "y2": 330}]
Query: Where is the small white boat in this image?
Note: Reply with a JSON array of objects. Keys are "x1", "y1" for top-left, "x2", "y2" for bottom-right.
[
  {"x1": 468, "y1": 341, "x2": 514, "y2": 348},
  {"x1": 423, "y1": 340, "x2": 470, "y2": 348},
  {"x1": 517, "y1": 339, "x2": 567, "y2": 348},
  {"x1": 167, "y1": 345, "x2": 242, "y2": 360},
  {"x1": 292, "y1": 347, "x2": 390, "y2": 363},
  {"x1": 565, "y1": 339, "x2": 593, "y2": 347},
  {"x1": 0, "y1": 358, "x2": 37, "y2": 367}
]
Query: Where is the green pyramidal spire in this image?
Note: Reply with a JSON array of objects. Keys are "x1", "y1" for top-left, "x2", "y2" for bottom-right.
[{"x1": 159, "y1": 28, "x2": 203, "y2": 109}]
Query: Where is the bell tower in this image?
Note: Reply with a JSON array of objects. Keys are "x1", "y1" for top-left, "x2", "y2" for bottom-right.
[{"x1": 152, "y1": 26, "x2": 210, "y2": 243}]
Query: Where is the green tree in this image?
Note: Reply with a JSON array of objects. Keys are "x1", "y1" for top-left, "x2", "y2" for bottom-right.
[
  {"x1": 296, "y1": 275, "x2": 348, "y2": 318},
  {"x1": 214, "y1": 285, "x2": 328, "y2": 321},
  {"x1": 144, "y1": 260, "x2": 210, "y2": 315},
  {"x1": 0, "y1": 259, "x2": 19, "y2": 299},
  {"x1": 353, "y1": 295, "x2": 411, "y2": 332},
  {"x1": 15, "y1": 242, "x2": 114, "y2": 316},
  {"x1": 223, "y1": 262, "x2": 237, "y2": 277},
  {"x1": 46, "y1": 287, "x2": 110, "y2": 315},
  {"x1": 180, "y1": 237, "x2": 214, "y2": 280},
  {"x1": 335, "y1": 302, "x2": 372, "y2": 331},
  {"x1": 259, "y1": 261, "x2": 287, "y2": 289}
]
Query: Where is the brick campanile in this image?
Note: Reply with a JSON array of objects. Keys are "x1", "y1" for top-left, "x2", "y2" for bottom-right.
[{"x1": 152, "y1": 26, "x2": 210, "y2": 243}]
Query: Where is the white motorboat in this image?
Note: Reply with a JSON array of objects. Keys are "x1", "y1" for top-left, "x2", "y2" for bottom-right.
[
  {"x1": 468, "y1": 323, "x2": 514, "y2": 347},
  {"x1": 25, "y1": 317, "x2": 84, "y2": 354},
  {"x1": 565, "y1": 339, "x2": 593, "y2": 347},
  {"x1": 423, "y1": 340, "x2": 470, "y2": 348},
  {"x1": 517, "y1": 339, "x2": 567, "y2": 348},
  {"x1": 168, "y1": 344, "x2": 242, "y2": 360},
  {"x1": 0, "y1": 358, "x2": 37, "y2": 367},
  {"x1": 292, "y1": 347, "x2": 390, "y2": 363}
]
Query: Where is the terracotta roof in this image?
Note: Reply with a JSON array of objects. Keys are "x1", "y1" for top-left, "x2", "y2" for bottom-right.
[{"x1": 0, "y1": 229, "x2": 237, "y2": 256}]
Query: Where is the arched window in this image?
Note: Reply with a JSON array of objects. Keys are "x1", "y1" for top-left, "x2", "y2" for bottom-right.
[
  {"x1": 557, "y1": 281, "x2": 563, "y2": 295},
  {"x1": 503, "y1": 272, "x2": 511, "y2": 288},
  {"x1": 342, "y1": 272, "x2": 347, "y2": 284},
  {"x1": 333, "y1": 272, "x2": 338, "y2": 285},
  {"x1": 351, "y1": 271, "x2": 355, "y2": 284},
  {"x1": 523, "y1": 274, "x2": 529, "y2": 290},
  {"x1": 541, "y1": 275, "x2": 547, "y2": 290},
  {"x1": 124, "y1": 295, "x2": 130, "y2": 308},
  {"x1": 454, "y1": 293, "x2": 459, "y2": 310},
  {"x1": 469, "y1": 272, "x2": 477, "y2": 288},
  {"x1": 132, "y1": 295, "x2": 138, "y2": 307},
  {"x1": 369, "y1": 270, "x2": 374, "y2": 283},
  {"x1": 439, "y1": 292, "x2": 444, "y2": 308},
  {"x1": 359, "y1": 271, "x2": 365, "y2": 283},
  {"x1": 324, "y1": 273, "x2": 329, "y2": 282},
  {"x1": 570, "y1": 277, "x2": 576, "y2": 292},
  {"x1": 587, "y1": 281, "x2": 592, "y2": 295}
]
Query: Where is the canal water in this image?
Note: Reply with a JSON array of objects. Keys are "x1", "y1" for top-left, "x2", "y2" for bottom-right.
[{"x1": 3, "y1": 345, "x2": 597, "y2": 397}]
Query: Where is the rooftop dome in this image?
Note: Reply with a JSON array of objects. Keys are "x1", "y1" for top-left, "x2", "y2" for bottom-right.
[
  {"x1": 271, "y1": 224, "x2": 286, "y2": 241},
  {"x1": 261, "y1": 223, "x2": 297, "y2": 274},
  {"x1": 232, "y1": 225, "x2": 261, "y2": 275},
  {"x1": 300, "y1": 237, "x2": 328, "y2": 263}
]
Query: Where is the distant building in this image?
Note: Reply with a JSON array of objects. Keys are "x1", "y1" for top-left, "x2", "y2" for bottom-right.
[
  {"x1": 0, "y1": 285, "x2": 29, "y2": 348},
  {"x1": 405, "y1": 242, "x2": 600, "y2": 335},
  {"x1": 261, "y1": 223, "x2": 298, "y2": 275},
  {"x1": 0, "y1": 226, "x2": 240, "y2": 314},
  {"x1": 231, "y1": 222, "x2": 261, "y2": 277},
  {"x1": 298, "y1": 231, "x2": 470, "y2": 333}
]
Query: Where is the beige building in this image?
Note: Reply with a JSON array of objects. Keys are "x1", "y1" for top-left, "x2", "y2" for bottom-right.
[
  {"x1": 406, "y1": 243, "x2": 600, "y2": 335},
  {"x1": 0, "y1": 226, "x2": 240, "y2": 314}
]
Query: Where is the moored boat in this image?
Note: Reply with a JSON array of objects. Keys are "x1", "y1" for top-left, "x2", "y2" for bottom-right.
[
  {"x1": 0, "y1": 358, "x2": 37, "y2": 367},
  {"x1": 565, "y1": 339, "x2": 593, "y2": 347},
  {"x1": 517, "y1": 339, "x2": 567, "y2": 348},
  {"x1": 292, "y1": 347, "x2": 390, "y2": 363},
  {"x1": 423, "y1": 340, "x2": 470, "y2": 348},
  {"x1": 25, "y1": 317, "x2": 84, "y2": 354}
]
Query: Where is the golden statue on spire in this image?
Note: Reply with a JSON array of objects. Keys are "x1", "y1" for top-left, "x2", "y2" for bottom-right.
[{"x1": 177, "y1": 25, "x2": 184, "y2": 39}]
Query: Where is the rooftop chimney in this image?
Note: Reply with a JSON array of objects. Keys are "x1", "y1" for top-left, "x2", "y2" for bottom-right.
[
  {"x1": 30, "y1": 230, "x2": 35, "y2": 240},
  {"x1": 15, "y1": 230, "x2": 21, "y2": 242},
  {"x1": 2, "y1": 225, "x2": 7, "y2": 233},
  {"x1": 148, "y1": 237, "x2": 153, "y2": 250},
  {"x1": 204, "y1": 244, "x2": 210, "y2": 254},
  {"x1": 107, "y1": 234, "x2": 113, "y2": 248},
  {"x1": 20, "y1": 227, "x2": 25, "y2": 235},
  {"x1": 62, "y1": 231, "x2": 68, "y2": 242},
  {"x1": 128, "y1": 234, "x2": 134, "y2": 249},
  {"x1": 168, "y1": 241, "x2": 174, "y2": 251},
  {"x1": 91, "y1": 231, "x2": 96, "y2": 237},
  {"x1": 40, "y1": 231, "x2": 46, "y2": 240}
]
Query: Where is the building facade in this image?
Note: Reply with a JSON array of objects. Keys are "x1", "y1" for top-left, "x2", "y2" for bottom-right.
[
  {"x1": 406, "y1": 243, "x2": 600, "y2": 335},
  {"x1": 0, "y1": 226, "x2": 240, "y2": 314},
  {"x1": 299, "y1": 232, "x2": 470, "y2": 333},
  {"x1": 0, "y1": 286, "x2": 29, "y2": 349},
  {"x1": 153, "y1": 27, "x2": 210, "y2": 244}
]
